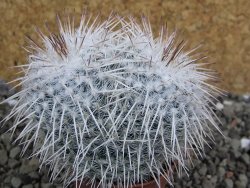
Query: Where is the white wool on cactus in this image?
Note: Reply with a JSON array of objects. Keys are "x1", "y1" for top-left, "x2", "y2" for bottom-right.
[{"x1": 2, "y1": 14, "x2": 222, "y2": 188}]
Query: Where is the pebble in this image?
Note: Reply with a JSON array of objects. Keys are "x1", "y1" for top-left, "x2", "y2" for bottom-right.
[
  {"x1": 193, "y1": 171, "x2": 200, "y2": 184},
  {"x1": 241, "y1": 153, "x2": 250, "y2": 165},
  {"x1": 235, "y1": 103, "x2": 244, "y2": 113},
  {"x1": 238, "y1": 174, "x2": 248, "y2": 188},
  {"x1": 28, "y1": 171, "x2": 40, "y2": 179},
  {"x1": 216, "y1": 102, "x2": 224, "y2": 110},
  {"x1": 19, "y1": 158, "x2": 39, "y2": 174},
  {"x1": 224, "y1": 178, "x2": 234, "y2": 188},
  {"x1": 202, "y1": 178, "x2": 215, "y2": 188},
  {"x1": 211, "y1": 176, "x2": 218, "y2": 184},
  {"x1": 223, "y1": 100, "x2": 234, "y2": 117},
  {"x1": 217, "y1": 167, "x2": 226, "y2": 180},
  {"x1": 219, "y1": 159, "x2": 227, "y2": 167},
  {"x1": 240, "y1": 138, "x2": 250, "y2": 151},
  {"x1": 223, "y1": 100, "x2": 233, "y2": 106},
  {"x1": 0, "y1": 142, "x2": 4, "y2": 150},
  {"x1": 198, "y1": 165, "x2": 207, "y2": 176},
  {"x1": 0, "y1": 149, "x2": 8, "y2": 165},
  {"x1": 231, "y1": 139, "x2": 240, "y2": 151},
  {"x1": 1, "y1": 133, "x2": 12, "y2": 151},
  {"x1": 34, "y1": 183, "x2": 40, "y2": 188},
  {"x1": 206, "y1": 174, "x2": 212, "y2": 179},
  {"x1": 228, "y1": 161, "x2": 236, "y2": 171},
  {"x1": 41, "y1": 183, "x2": 53, "y2": 188},
  {"x1": 11, "y1": 177, "x2": 22, "y2": 188},
  {"x1": 0, "y1": 167, "x2": 5, "y2": 176},
  {"x1": 22, "y1": 185, "x2": 34, "y2": 188},
  {"x1": 8, "y1": 158, "x2": 20, "y2": 169},
  {"x1": 10, "y1": 146, "x2": 21, "y2": 159}
]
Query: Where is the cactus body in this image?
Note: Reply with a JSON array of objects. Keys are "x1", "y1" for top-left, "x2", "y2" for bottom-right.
[{"x1": 2, "y1": 15, "x2": 221, "y2": 188}]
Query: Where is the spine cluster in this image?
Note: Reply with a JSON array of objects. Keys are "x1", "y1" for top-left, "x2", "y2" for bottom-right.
[{"x1": 2, "y1": 14, "x2": 221, "y2": 188}]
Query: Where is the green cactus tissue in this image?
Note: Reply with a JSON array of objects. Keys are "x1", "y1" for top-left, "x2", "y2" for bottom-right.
[{"x1": 2, "y1": 14, "x2": 222, "y2": 188}]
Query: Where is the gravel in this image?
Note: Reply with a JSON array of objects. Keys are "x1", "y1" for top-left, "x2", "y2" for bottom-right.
[
  {"x1": 172, "y1": 93, "x2": 250, "y2": 188},
  {"x1": 0, "y1": 81, "x2": 249, "y2": 188},
  {"x1": 10, "y1": 147, "x2": 21, "y2": 159},
  {"x1": 224, "y1": 178, "x2": 234, "y2": 188},
  {"x1": 10, "y1": 177, "x2": 22, "y2": 188},
  {"x1": 0, "y1": 149, "x2": 8, "y2": 166}
]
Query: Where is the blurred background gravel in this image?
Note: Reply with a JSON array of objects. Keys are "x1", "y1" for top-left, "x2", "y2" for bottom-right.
[{"x1": 0, "y1": 80, "x2": 250, "y2": 188}]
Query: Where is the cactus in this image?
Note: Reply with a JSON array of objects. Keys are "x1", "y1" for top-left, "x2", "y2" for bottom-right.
[{"x1": 2, "y1": 14, "x2": 221, "y2": 188}]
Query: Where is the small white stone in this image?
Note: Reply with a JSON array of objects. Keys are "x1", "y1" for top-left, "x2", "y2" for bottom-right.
[
  {"x1": 216, "y1": 102, "x2": 224, "y2": 110},
  {"x1": 223, "y1": 100, "x2": 233, "y2": 106},
  {"x1": 243, "y1": 94, "x2": 250, "y2": 100},
  {"x1": 241, "y1": 138, "x2": 250, "y2": 151}
]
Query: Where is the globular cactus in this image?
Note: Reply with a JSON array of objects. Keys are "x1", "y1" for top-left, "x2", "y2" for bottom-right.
[{"x1": 2, "y1": 14, "x2": 221, "y2": 188}]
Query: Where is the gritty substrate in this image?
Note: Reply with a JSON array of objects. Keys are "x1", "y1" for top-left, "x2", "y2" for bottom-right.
[{"x1": 0, "y1": 81, "x2": 249, "y2": 188}]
